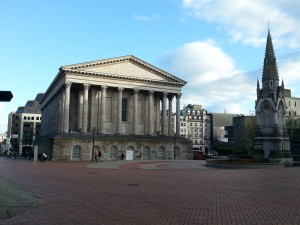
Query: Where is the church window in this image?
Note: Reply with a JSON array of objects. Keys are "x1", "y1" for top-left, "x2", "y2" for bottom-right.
[
  {"x1": 122, "y1": 98, "x2": 127, "y2": 122},
  {"x1": 295, "y1": 102, "x2": 297, "y2": 107}
]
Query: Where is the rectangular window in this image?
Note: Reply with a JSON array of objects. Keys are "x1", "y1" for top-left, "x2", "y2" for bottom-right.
[{"x1": 122, "y1": 98, "x2": 127, "y2": 122}]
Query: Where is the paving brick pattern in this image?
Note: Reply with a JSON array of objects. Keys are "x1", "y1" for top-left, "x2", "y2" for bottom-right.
[{"x1": 0, "y1": 158, "x2": 300, "y2": 225}]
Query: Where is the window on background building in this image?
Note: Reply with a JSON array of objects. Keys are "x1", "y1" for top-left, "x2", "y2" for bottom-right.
[
  {"x1": 195, "y1": 123, "x2": 197, "y2": 126},
  {"x1": 24, "y1": 116, "x2": 27, "y2": 120},
  {"x1": 36, "y1": 117, "x2": 39, "y2": 120},
  {"x1": 31, "y1": 117, "x2": 34, "y2": 120},
  {"x1": 190, "y1": 123, "x2": 192, "y2": 126},
  {"x1": 122, "y1": 98, "x2": 127, "y2": 122}
]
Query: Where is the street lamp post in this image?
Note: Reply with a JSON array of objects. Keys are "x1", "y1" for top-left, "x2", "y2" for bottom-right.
[{"x1": 91, "y1": 127, "x2": 99, "y2": 161}]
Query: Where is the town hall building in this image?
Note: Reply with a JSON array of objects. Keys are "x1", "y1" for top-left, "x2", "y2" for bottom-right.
[{"x1": 39, "y1": 55, "x2": 193, "y2": 161}]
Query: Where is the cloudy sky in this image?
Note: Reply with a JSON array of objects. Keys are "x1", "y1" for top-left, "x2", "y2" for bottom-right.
[{"x1": 1, "y1": 0, "x2": 300, "y2": 134}]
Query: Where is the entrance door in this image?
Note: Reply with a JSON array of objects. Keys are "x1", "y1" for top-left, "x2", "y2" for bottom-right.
[{"x1": 126, "y1": 150, "x2": 134, "y2": 160}]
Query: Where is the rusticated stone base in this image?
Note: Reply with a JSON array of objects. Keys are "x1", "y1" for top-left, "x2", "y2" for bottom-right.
[{"x1": 38, "y1": 133, "x2": 193, "y2": 161}]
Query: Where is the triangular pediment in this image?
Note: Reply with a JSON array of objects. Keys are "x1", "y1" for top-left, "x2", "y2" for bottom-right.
[{"x1": 61, "y1": 55, "x2": 186, "y2": 85}]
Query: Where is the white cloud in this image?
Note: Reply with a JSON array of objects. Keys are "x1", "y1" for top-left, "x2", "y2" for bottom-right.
[
  {"x1": 133, "y1": 14, "x2": 160, "y2": 21},
  {"x1": 160, "y1": 40, "x2": 256, "y2": 114},
  {"x1": 182, "y1": 0, "x2": 300, "y2": 48}
]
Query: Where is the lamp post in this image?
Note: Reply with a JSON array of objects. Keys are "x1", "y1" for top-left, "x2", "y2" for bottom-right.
[{"x1": 91, "y1": 127, "x2": 99, "y2": 161}]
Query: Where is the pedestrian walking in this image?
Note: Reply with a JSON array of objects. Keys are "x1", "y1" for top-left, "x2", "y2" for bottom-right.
[
  {"x1": 94, "y1": 149, "x2": 99, "y2": 162},
  {"x1": 121, "y1": 152, "x2": 125, "y2": 160},
  {"x1": 99, "y1": 151, "x2": 102, "y2": 161}
]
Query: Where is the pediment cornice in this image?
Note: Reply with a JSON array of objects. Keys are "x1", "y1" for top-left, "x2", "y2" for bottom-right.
[
  {"x1": 64, "y1": 69, "x2": 182, "y2": 86},
  {"x1": 61, "y1": 55, "x2": 187, "y2": 86}
]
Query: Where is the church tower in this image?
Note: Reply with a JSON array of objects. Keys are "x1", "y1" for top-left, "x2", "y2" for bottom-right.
[{"x1": 253, "y1": 29, "x2": 292, "y2": 164}]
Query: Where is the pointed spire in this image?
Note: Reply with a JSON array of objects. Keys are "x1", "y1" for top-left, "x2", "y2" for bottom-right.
[
  {"x1": 262, "y1": 29, "x2": 279, "y2": 82},
  {"x1": 257, "y1": 77, "x2": 260, "y2": 89},
  {"x1": 282, "y1": 78, "x2": 284, "y2": 89}
]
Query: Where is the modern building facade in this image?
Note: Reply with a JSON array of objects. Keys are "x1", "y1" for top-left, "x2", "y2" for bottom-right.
[
  {"x1": 211, "y1": 113, "x2": 239, "y2": 149},
  {"x1": 232, "y1": 115, "x2": 256, "y2": 155},
  {"x1": 7, "y1": 94, "x2": 43, "y2": 155},
  {"x1": 39, "y1": 55, "x2": 193, "y2": 161},
  {"x1": 253, "y1": 29, "x2": 292, "y2": 163}
]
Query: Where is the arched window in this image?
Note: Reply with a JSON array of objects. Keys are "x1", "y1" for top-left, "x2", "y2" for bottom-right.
[
  {"x1": 174, "y1": 147, "x2": 181, "y2": 160},
  {"x1": 72, "y1": 145, "x2": 81, "y2": 161},
  {"x1": 110, "y1": 146, "x2": 117, "y2": 159},
  {"x1": 158, "y1": 146, "x2": 165, "y2": 159},
  {"x1": 143, "y1": 147, "x2": 150, "y2": 159}
]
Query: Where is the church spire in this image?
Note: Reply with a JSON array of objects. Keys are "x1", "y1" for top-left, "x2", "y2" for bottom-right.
[{"x1": 262, "y1": 29, "x2": 279, "y2": 82}]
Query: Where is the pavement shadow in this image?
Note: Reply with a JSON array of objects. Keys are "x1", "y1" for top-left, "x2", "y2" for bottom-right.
[{"x1": 0, "y1": 176, "x2": 38, "y2": 220}]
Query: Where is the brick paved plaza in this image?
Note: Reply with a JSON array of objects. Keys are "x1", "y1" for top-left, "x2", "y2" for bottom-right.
[{"x1": 0, "y1": 158, "x2": 300, "y2": 225}]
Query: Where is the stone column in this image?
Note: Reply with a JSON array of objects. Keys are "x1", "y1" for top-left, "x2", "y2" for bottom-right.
[
  {"x1": 82, "y1": 83, "x2": 90, "y2": 132},
  {"x1": 61, "y1": 88, "x2": 66, "y2": 133},
  {"x1": 148, "y1": 91, "x2": 154, "y2": 135},
  {"x1": 176, "y1": 93, "x2": 182, "y2": 136},
  {"x1": 168, "y1": 95, "x2": 174, "y2": 136},
  {"x1": 57, "y1": 90, "x2": 61, "y2": 133},
  {"x1": 63, "y1": 81, "x2": 72, "y2": 133},
  {"x1": 117, "y1": 87, "x2": 124, "y2": 134},
  {"x1": 100, "y1": 86, "x2": 107, "y2": 133},
  {"x1": 97, "y1": 88, "x2": 102, "y2": 130},
  {"x1": 133, "y1": 89, "x2": 139, "y2": 135},
  {"x1": 161, "y1": 92, "x2": 167, "y2": 135},
  {"x1": 77, "y1": 90, "x2": 83, "y2": 132}
]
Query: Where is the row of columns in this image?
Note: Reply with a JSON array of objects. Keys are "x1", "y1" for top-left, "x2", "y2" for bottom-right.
[{"x1": 44, "y1": 81, "x2": 182, "y2": 136}]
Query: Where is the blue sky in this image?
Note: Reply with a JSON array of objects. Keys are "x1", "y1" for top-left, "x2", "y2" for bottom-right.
[{"x1": 1, "y1": 0, "x2": 300, "y2": 134}]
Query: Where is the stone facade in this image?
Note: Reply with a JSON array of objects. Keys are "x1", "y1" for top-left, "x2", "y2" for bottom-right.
[
  {"x1": 253, "y1": 30, "x2": 292, "y2": 164},
  {"x1": 39, "y1": 55, "x2": 193, "y2": 161}
]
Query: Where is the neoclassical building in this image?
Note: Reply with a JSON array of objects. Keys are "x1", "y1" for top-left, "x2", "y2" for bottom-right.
[{"x1": 39, "y1": 55, "x2": 193, "y2": 161}]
